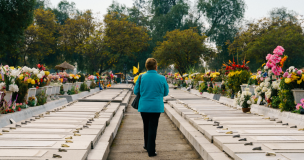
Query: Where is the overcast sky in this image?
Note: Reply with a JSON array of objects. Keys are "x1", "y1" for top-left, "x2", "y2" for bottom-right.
[{"x1": 49, "y1": 0, "x2": 304, "y2": 20}]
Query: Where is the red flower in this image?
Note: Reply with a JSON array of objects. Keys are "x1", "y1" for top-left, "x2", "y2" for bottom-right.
[
  {"x1": 36, "y1": 86, "x2": 39, "y2": 89},
  {"x1": 17, "y1": 107, "x2": 21, "y2": 111},
  {"x1": 40, "y1": 78, "x2": 43, "y2": 82},
  {"x1": 37, "y1": 64, "x2": 41, "y2": 68}
]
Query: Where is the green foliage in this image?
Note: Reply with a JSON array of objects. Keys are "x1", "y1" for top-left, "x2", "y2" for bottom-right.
[
  {"x1": 80, "y1": 83, "x2": 89, "y2": 92},
  {"x1": 90, "y1": 81, "x2": 96, "y2": 89},
  {"x1": 207, "y1": 87, "x2": 213, "y2": 93},
  {"x1": 199, "y1": 82, "x2": 208, "y2": 93},
  {"x1": 36, "y1": 91, "x2": 47, "y2": 106},
  {"x1": 229, "y1": 17, "x2": 304, "y2": 70},
  {"x1": 0, "y1": 0, "x2": 36, "y2": 66},
  {"x1": 198, "y1": 0, "x2": 246, "y2": 70},
  {"x1": 271, "y1": 95, "x2": 281, "y2": 109},
  {"x1": 227, "y1": 70, "x2": 251, "y2": 93},
  {"x1": 13, "y1": 79, "x2": 28, "y2": 103},
  {"x1": 278, "y1": 79, "x2": 296, "y2": 111},
  {"x1": 153, "y1": 28, "x2": 215, "y2": 77},
  {"x1": 212, "y1": 85, "x2": 221, "y2": 94}
]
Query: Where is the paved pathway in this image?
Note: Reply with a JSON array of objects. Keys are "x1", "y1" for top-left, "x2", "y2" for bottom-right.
[{"x1": 108, "y1": 95, "x2": 202, "y2": 160}]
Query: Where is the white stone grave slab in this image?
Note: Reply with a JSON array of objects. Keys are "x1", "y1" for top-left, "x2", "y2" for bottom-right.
[
  {"x1": 0, "y1": 141, "x2": 56, "y2": 147},
  {"x1": 0, "y1": 140, "x2": 91, "y2": 150},
  {"x1": 239, "y1": 130, "x2": 304, "y2": 134},
  {"x1": 264, "y1": 143, "x2": 304, "y2": 150},
  {"x1": 0, "y1": 150, "x2": 47, "y2": 157},
  {"x1": 0, "y1": 149, "x2": 88, "y2": 160},
  {"x1": 235, "y1": 153, "x2": 287, "y2": 160}
]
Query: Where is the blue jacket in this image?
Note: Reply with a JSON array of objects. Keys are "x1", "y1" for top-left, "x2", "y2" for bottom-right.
[{"x1": 134, "y1": 70, "x2": 169, "y2": 113}]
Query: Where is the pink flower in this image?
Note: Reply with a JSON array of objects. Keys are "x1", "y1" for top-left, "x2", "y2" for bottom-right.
[
  {"x1": 296, "y1": 104, "x2": 302, "y2": 110},
  {"x1": 266, "y1": 54, "x2": 272, "y2": 60},
  {"x1": 287, "y1": 74, "x2": 292, "y2": 78},
  {"x1": 272, "y1": 66, "x2": 282, "y2": 76},
  {"x1": 260, "y1": 77, "x2": 264, "y2": 81},
  {"x1": 258, "y1": 71, "x2": 262, "y2": 75},
  {"x1": 297, "y1": 70, "x2": 302, "y2": 75},
  {"x1": 269, "y1": 54, "x2": 281, "y2": 64},
  {"x1": 301, "y1": 98, "x2": 304, "y2": 104},
  {"x1": 273, "y1": 46, "x2": 285, "y2": 56},
  {"x1": 266, "y1": 61, "x2": 274, "y2": 68},
  {"x1": 283, "y1": 72, "x2": 289, "y2": 78}
]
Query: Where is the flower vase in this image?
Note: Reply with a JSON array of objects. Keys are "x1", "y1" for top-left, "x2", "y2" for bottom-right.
[
  {"x1": 3, "y1": 91, "x2": 13, "y2": 103},
  {"x1": 291, "y1": 89, "x2": 304, "y2": 104},
  {"x1": 63, "y1": 84, "x2": 69, "y2": 95},
  {"x1": 46, "y1": 86, "x2": 53, "y2": 102},
  {"x1": 67, "y1": 83, "x2": 72, "y2": 91},
  {"x1": 27, "y1": 88, "x2": 37, "y2": 101},
  {"x1": 36, "y1": 87, "x2": 44, "y2": 96},
  {"x1": 242, "y1": 108, "x2": 251, "y2": 113},
  {"x1": 240, "y1": 84, "x2": 247, "y2": 92},
  {"x1": 214, "y1": 82, "x2": 222, "y2": 88},
  {"x1": 86, "y1": 81, "x2": 92, "y2": 88},
  {"x1": 56, "y1": 86, "x2": 61, "y2": 99},
  {"x1": 51, "y1": 86, "x2": 56, "y2": 100}
]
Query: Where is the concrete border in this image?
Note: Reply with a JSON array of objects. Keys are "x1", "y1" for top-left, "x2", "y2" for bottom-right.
[
  {"x1": 0, "y1": 98, "x2": 67, "y2": 128},
  {"x1": 164, "y1": 104, "x2": 231, "y2": 160}
]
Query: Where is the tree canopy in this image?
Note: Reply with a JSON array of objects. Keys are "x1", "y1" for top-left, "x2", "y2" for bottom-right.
[{"x1": 153, "y1": 28, "x2": 214, "y2": 76}]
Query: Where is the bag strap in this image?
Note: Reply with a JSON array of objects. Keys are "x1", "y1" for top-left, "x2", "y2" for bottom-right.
[{"x1": 138, "y1": 75, "x2": 142, "y2": 96}]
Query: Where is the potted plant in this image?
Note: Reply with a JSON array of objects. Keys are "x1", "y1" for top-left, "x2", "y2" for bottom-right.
[{"x1": 240, "y1": 88, "x2": 255, "y2": 113}]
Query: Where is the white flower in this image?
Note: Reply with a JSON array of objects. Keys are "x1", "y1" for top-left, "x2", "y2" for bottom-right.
[
  {"x1": 264, "y1": 66, "x2": 269, "y2": 70},
  {"x1": 260, "y1": 82, "x2": 265, "y2": 87},
  {"x1": 264, "y1": 82, "x2": 270, "y2": 87},
  {"x1": 37, "y1": 74, "x2": 43, "y2": 79},
  {"x1": 245, "y1": 88, "x2": 250, "y2": 91},
  {"x1": 40, "y1": 71, "x2": 45, "y2": 76},
  {"x1": 10, "y1": 69, "x2": 20, "y2": 78},
  {"x1": 33, "y1": 69, "x2": 39, "y2": 75},
  {"x1": 247, "y1": 100, "x2": 252, "y2": 105},
  {"x1": 268, "y1": 70, "x2": 272, "y2": 75},
  {"x1": 262, "y1": 87, "x2": 268, "y2": 92},
  {"x1": 265, "y1": 90, "x2": 272, "y2": 99},
  {"x1": 9, "y1": 84, "x2": 19, "y2": 92},
  {"x1": 69, "y1": 76, "x2": 73, "y2": 79},
  {"x1": 289, "y1": 66, "x2": 295, "y2": 72},
  {"x1": 0, "y1": 82, "x2": 5, "y2": 90},
  {"x1": 265, "y1": 77, "x2": 271, "y2": 82}
]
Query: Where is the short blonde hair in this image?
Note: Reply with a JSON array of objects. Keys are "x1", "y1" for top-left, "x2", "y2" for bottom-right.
[{"x1": 145, "y1": 58, "x2": 157, "y2": 70}]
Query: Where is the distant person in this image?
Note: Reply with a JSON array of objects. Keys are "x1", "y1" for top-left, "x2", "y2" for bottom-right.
[{"x1": 134, "y1": 58, "x2": 169, "y2": 157}]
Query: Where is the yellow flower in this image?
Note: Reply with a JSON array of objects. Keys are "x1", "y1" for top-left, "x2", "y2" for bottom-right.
[
  {"x1": 251, "y1": 75, "x2": 257, "y2": 80},
  {"x1": 10, "y1": 66, "x2": 14, "y2": 70},
  {"x1": 19, "y1": 75, "x2": 24, "y2": 80},
  {"x1": 44, "y1": 71, "x2": 50, "y2": 76},
  {"x1": 27, "y1": 78, "x2": 32, "y2": 83},
  {"x1": 285, "y1": 78, "x2": 292, "y2": 84},
  {"x1": 185, "y1": 77, "x2": 188, "y2": 80},
  {"x1": 31, "y1": 80, "x2": 35, "y2": 84}
]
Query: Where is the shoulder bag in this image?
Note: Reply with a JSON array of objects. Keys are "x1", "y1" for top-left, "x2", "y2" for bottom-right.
[{"x1": 131, "y1": 75, "x2": 142, "y2": 110}]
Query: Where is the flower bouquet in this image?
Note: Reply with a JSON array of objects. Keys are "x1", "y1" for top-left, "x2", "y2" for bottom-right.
[
  {"x1": 293, "y1": 98, "x2": 304, "y2": 114},
  {"x1": 239, "y1": 88, "x2": 255, "y2": 113}
]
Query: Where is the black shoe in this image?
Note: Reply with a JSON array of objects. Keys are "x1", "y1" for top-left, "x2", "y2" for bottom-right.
[
  {"x1": 143, "y1": 146, "x2": 147, "y2": 150},
  {"x1": 149, "y1": 152, "x2": 157, "y2": 157}
]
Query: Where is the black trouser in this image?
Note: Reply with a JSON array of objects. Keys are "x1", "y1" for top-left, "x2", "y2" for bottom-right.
[{"x1": 140, "y1": 112, "x2": 161, "y2": 156}]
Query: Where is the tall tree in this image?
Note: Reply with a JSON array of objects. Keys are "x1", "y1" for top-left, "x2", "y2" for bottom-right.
[
  {"x1": 103, "y1": 12, "x2": 150, "y2": 74},
  {"x1": 0, "y1": 0, "x2": 36, "y2": 66},
  {"x1": 228, "y1": 17, "x2": 304, "y2": 70},
  {"x1": 59, "y1": 10, "x2": 95, "y2": 70},
  {"x1": 197, "y1": 0, "x2": 246, "y2": 69},
  {"x1": 153, "y1": 28, "x2": 214, "y2": 77},
  {"x1": 22, "y1": 8, "x2": 57, "y2": 66}
]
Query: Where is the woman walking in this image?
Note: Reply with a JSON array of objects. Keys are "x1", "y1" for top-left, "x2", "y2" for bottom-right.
[{"x1": 134, "y1": 58, "x2": 169, "y2": 157}]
